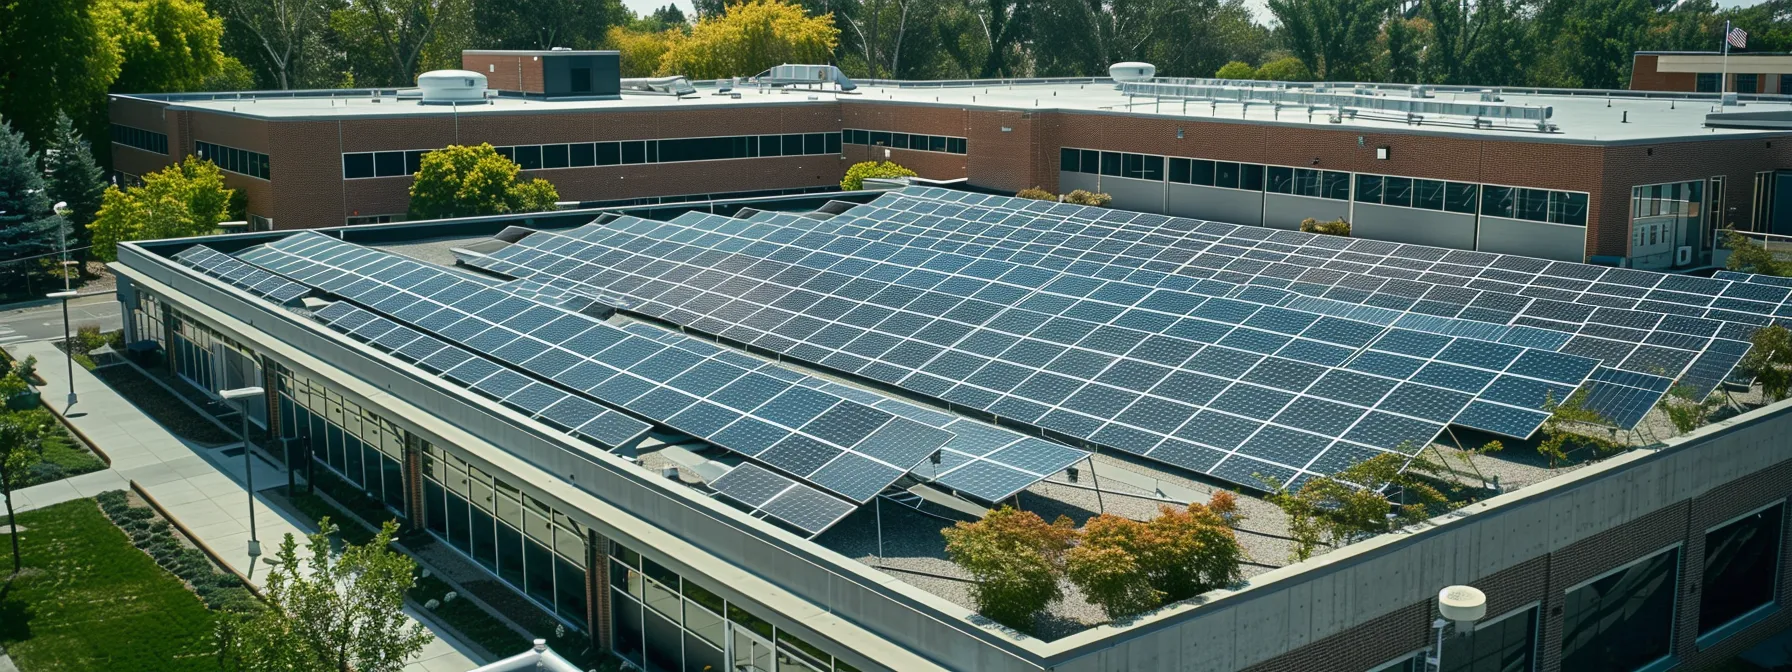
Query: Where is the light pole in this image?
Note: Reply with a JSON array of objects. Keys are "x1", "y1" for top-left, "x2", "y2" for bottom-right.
[
  {"x1": 221, "y1": 386, "x2": 265, "y2": 557},
  {"x1": 47, "y1": 290, "x2": 77, "y2": 407}
]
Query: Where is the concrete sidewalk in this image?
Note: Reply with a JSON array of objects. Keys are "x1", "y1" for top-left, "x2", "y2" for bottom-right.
[{"x1": 6, "y1": 340, "x2": 480, "y2": 672}]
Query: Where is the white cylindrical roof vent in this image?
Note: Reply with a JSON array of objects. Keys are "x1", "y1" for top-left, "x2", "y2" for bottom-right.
[
  {"x1": 1109, "y1": 62, "x2": 1156, "y2": 82},
  {"x1": 418, "y1": 70, "x2": 488, "y2": 104},
  {"x1": 1438, "y1": 585, "x2": 1487, "y2": 630}
]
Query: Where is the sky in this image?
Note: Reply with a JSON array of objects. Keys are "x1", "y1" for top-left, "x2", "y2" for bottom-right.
[{"x1": 618, "y1": 0, "x2": 1775, "y2": 33}]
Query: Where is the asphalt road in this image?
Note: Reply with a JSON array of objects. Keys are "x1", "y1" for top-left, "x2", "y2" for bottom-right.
[{"x1": 0, "y1": 293, "x2": 122, "y2": 344}]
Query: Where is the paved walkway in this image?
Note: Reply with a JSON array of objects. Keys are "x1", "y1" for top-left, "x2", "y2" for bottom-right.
[{"x1": 5, "y1": 340, "x2": 480, "y2": 672}]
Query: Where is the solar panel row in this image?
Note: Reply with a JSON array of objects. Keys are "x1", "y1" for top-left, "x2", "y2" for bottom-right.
[
  {"x1": 238, "y1": 233, "x2": 956, "y2": 504},
  {"x1": 708, "y1": 462, "x2": 856, "y2": 536},
  {"x1": 173, "y1": 245, "x2": 311, "y2": 303}
]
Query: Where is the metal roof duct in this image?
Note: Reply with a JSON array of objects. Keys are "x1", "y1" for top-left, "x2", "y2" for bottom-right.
[{"x1": 1120, "y1": 78, "x2": 1556, "y2": 130}]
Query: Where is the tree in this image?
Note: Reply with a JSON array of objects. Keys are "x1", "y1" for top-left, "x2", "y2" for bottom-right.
[
  {"x1": 473, "y1": 0, "x2": 631, "y2": 50},
  {"x1": 1724, "y1": 229, "x2": 1788, "y2": 277},
  {"x1": 331, "y1": 0, "x2": 458, "y2": 87},
  {"x1": 97, "y1": 0, "x2": 229, "y2": 94},
  {"x1": 90, "y1": 155, "x2": 235, "y2": 261},
  {"x1": 1537, "y1": 389, "x2": 1622, "y2": 466},
  {"x1": 42, "y1": 113, "x2": 106, "y2": 268},
  {"x1": 1657, "y1": 383, "x2": 1722, "y2": 435},
  {"x1": 0, "y1": 417, "x2": 41, "y2": 574},
  {"x1": 605, "y1": 25, "x2": 681, "y2": 77},
  {"x1": 840, "y1": 160, "x2": 916, "y2": 190},
  {"x1": 940, "y1": 507, "x2": 1076, "y2": 632},
  {"x1": 651, "y1": 4, "x2": 687, "y2": 26},
  {"x1": 1743, "y1": 324, "x2": 1792, "y2": 402},
  {"x1": 1065, "y1": 495, "x2": 1245, "y2": 620},
  {"x1": 0, "y1": 120, "x2": 68, "y2": 286},
  {"x1": 1255, "y1": 56, "x2": 1312, "y2": 81},
  {"x1": 1378, "y1": 13, "x2": 1425, "y2": 83},
  {"x1": 1216, "y1": 60, "x2": 1256, "y2": 78},
  {"x1": 0, "y1": 0, "x2": 121, "y2": 152},
  {"x1": 1265, "y1": 0, "x2": 1389, "y2": 80},
  {"x1": 216, "y1": 518, "x2": 432, "y2": 671},
  {"x1": 1265, "y1": 451, "x2": 1448, "y2": 562},
  {"x1": 407, "y1": 143, "x2": 559, "y2": 219},
  {"x1": 658, "y1": 0, "x2": 839, "y2": 80},
  {"x1": 213, "y1": 0, "x2": 331, "y2": 89}
]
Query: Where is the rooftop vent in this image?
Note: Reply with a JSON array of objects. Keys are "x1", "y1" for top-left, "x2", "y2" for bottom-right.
[
  {"x1": 417, "y1": 70, "x2": 488, "y2": 105},
  {"x1": 1109, "y1": 62, "x2": 1156, "y2": 83},
  {"x1": 622, "y1": 76, "x2": 697, "y2": 97},
  {"x1": 1410, "y1": 85, "x2": 1433, "y2": 99},
  {"x1": 755, "y1": 64, "x2": 857, "y2": 92}
]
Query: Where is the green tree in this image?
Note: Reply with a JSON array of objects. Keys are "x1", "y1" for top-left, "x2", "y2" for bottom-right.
[
  {"x1": 0, "y1": 120, "x2": 69, "y2": 286},
  {"x1": 1537, "y1": 389, "x2": 1622, "y2": 466},
  {"x1": 1657, "y1": 383, "x2": 1722, "y2": 435},
  {"x1": 1216, "y1": 60, "x2": 1256, "y2": 78},
  {"x1": 473, "y1": 0, "x2": 631, "y2": 50},
  {"x1": 1255, "y1": 55, "x2": 1313, "y2": 81},
  {"x1": 0, "y1": 0, "x2": 121, "y2": 153},
  {"x1": 42, "y1": 112, "x2": 106, "y2": 268},
  {"x1": 605, "y1": 25, "x2": 682, "y2": 76},
  {"x1": 407, "y1": 143, "x2": 559, "y2": 220},
  {"x1": 940, "y1": 507, "x2": 1076, "y2": 632},
  {"x1": 840, "y1": 160, "x2": 916, "y2": 190},
  {"x1": 1743, "y1": 324, "x2": 1792, "y2": 402},
  {"x1": 1266, "y1": 0, "x2": 1389, "y2": 80},
  {"x1": 216, "y1": 518, "x2": 432, "y2": 671},
  {"x1": 0, "y1": 416, "x2": 41, "y2": 574},
  {"x1": 89, "y1": 155, "x2": 235, "y2": 261},
  {"x1": 1378, "y1": 13, "x2": 1424, "y2": 83},
  {"x1": 1535, "y1": 0, "x2": 1652, "y2": 89},
  {"x1": 1724, "y1": 229, "x2": 1788, "y2": 277},
  {"x1": 658, "y1": 0, "x2": 839, "y2": 79},
  {"x1": 331, "y1": 0, "x2": 458, "y2": 87},
  {"x1": 98, "y1": 0, "x2": 228, "y2": 93},
  {"x1": 1065, "y1": 495, "x2": 1244, "y2": 620},
  {"x1": 212, "y1": 0, "x2": 332, "y2": 89},
  {"x1": 1266, "y1": 452, "x2": 1448, "y2": 562}
]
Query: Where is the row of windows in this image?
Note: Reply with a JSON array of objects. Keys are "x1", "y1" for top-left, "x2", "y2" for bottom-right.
[
  {"x1": 196, "y1": 141, "x2": 270, "y2": 180},
  {"x1": 343, "y1": 133, "x2": 845, "y2": 179},
  {"x1": 1697, "y1": 72, "x2": 1792, "y2": 94},
  {"x1": 610, "y1": 541, "x2": 859, "y2": 672},
  {"x1": 1376, "y1": 502, "x2": 1784, "y2": 672},
  {"x1": 424, "y1": 444, "x2": 590, "y2": 630},
  {"x1": 1060, "y1": 147, "x2": 1589, "y2": 226},
  {"x1": 842, "y1": 128, "x2": 968, "y2": 155},
  {"x1": 170, "y1": 312, "x2": 268, "y2": 427},
  {"x1": 277, "y1": 365, "x2": 407, "y2": 511},
  {"x1": 111, "y1": 124, "x2": 168, "y2": 154}
]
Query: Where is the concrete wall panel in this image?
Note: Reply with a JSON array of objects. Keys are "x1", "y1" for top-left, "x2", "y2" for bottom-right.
[
  {"x1": 1350, "y1": 203, "x2": 1477, "y2": 250},
  {"x1": 1477, "y1": 216, "x2": 1587, "y2": 261},
  {"x1": 1100, "y1": 176, "x2": 1163, "y2": 211},
  {"x1": 1167, "y1": 184, "x2": 1264, "y2": 225},
  {"x1": 1059, "y1": 171, "x2": 1099, "y2": 195}
]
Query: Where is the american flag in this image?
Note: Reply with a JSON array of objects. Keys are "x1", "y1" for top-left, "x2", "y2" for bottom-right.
[{"x1": 1728, "y1": 25, "x2": 1749, "y2": 50}]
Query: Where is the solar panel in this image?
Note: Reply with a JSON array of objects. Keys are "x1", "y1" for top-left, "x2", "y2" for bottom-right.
[
  {"x1": 235, "y1": 233, "x2": 955, "y2": 505},
  {"x1": 710, "y1": 462, "x2": 855, "y2": 537},
  {"x1": 173, "y1": 245, "x2": 310, "y2": 303}
]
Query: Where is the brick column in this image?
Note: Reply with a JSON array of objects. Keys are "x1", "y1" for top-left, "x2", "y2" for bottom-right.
[
  {"x1": 589, "y1": 528, "x2": 610, "y2": 652},
  {"x1": 403, "y1": 433, "x2": 424, "y2": 523}
]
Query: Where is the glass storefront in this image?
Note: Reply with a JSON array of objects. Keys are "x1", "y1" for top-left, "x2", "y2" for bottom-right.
[
  {"x1": 422, "y1": 444, "x2": 589, "y2": 630},
  {"x1": 275, "y1": 364, "x2": 408, "y2": 511},
  {"x1": 1630, "y1": 180, "x2": 1706, "y2": 270},
  {"x1": 610, "y1": 541, "x2": 858, "y2": 672}
]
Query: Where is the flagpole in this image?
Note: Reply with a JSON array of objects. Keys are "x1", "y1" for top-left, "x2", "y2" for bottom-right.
[{"x1": 1724, "y1": 20, "x2": 1731, "y2": 94}]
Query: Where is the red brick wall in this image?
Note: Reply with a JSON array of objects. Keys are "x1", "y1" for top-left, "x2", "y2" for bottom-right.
[
  {"x1": 1631, "y1": 55, "x2": 1701, "y2": 92},
  {"x1": 461, "y1": 53, "x2": 543, "y2": 92},
  {"x1": 1246, "y1": 461, "x2": 1792, "y2": 672},
  {"x1": 1595, "y1": 137, "x2": 1792, "y2": 255}
]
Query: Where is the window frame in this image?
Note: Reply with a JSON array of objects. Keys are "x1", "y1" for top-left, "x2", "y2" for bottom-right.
[
  {"x1": 1697, "y1": 500, "x2": 1786, "y2": 649},
  {"x1": 1560, "y1": 542, "x2": 1684, "y2": 672}
]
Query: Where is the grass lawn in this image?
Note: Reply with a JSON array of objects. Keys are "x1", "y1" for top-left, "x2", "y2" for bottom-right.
[{"x1": 0, "y1": 499, "x2": 221, "y2": 671}]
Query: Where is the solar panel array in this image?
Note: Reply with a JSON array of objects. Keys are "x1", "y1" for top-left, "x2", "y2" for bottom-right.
[
  {"x1": 238, "y1": 234, "x2": 957, "y2": 507},
  {"x1": 173, "y1": 245, "x2": 311, "y2": 303},
  {"x1": 619, "y1": 322, "x2": 1091, "y2": 501},
  {"x1": 707, "y1": 462, "x2": 858, "y2": 536},
  {"x1": 468, "y1": 187, "x2": 1768, "y2": 491},
  {"x1": 311, "y1": 301, "x2": 654, "y2": 449}
]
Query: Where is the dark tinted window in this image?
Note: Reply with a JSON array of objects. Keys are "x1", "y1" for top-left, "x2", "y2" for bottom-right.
[
  {"x1": 1701, "y1": 504, "x2": 1783, "y2": 639},
  {"x1": 1322, "y1": 171, "x2": 1350, "y2": 200},
  {"x1": 1438, "y1": 606, "x2": 1537, "y2": 672},
  {"x1": 1517, "y1": 188, "x2": 1550, "y2": 221},
  {"x1": 1445, "y1": 182, "x2": 1478, "y2": 214},
  {"x1": 570, "y1": 67, "x2": 592, "y2": 93},
  {"x1": 1167, "y1": 157, "x2": 1188, "y2": 183},
  {"x1": 1240, "y1": 163, "x2": 1264, "y2": 191},
  {"x1": 1191, "y1": 159, "x2": 1216, "y2": 186},
  {"x1": 929, "y1": 135, "x2": 947, "y2": 152},
  {"x1": 542, "y1": 144, "x2": 569, "y2": 169},
  {"x1": 344, "y1": 153, "x2": 374, "y2": 179},
  {"x1": 1384, "y1": 176, "x2": 1413, "y2": 207},
  {"x1": 1266, "y1": 166, "x2": 1293, "y2": 193},
  {"x1": 570, "y1": 143, "x2": 595, "y2": 167},
  {"x1": 405, "y1": 150, "x2": 426, "y2": 174},
  {"x1": 595, "y1": 142, "x2": 620, "y2": 165},
  {"x1": 1482, "y1": 186, "x2": 1514, "y2": 217},
  {"x1": 805, "y1": 133, "x2": 824, "y2": 154},
  {"x1": 890, "y1": 132, "x2": 910, "y2": 149},
  {"x1": 1552, "y1": 192, "x2": 1588, "y2": 226},
  {"x1": 827, "y1": 132, "x2": 841, "y2": 154},
  {"x1": 1356, "y1": 174, "x2": 1382, "y2": 203},
  {"x1": 1414, "y1": 179, "x2": 1445, "y2": 210},
  {"x1": 1099, "y1": 152, "x2": 1121, "y2": 176},
  {"x1": 783, "y1": 134, "x2": 803, "y2": 156},
  {"x1": 621, "y1": 141, "x2": 646, "y2": 164},
  {"x1": 514, "y1": 145, "x2": 542, "y2": 170},
  {"x1": 1080, "y1": 149, "x2": 1098, "y2": 174},
  {"x1": 758, "y1": 135, "x2": 782, "y2": 156},
  {"x1": 1561, "y1": 547, "x2": 1680, "y2": 671},
  {"x1": 1063, "y1": 148, "x2": 1081, "y2": 172}
]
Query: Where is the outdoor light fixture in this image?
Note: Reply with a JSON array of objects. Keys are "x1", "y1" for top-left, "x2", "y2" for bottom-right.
[
  {"x1": 220, "y1": 386, "x2": 265, "y2": 557},
  {"x1": 1426, "y1": 585, "x2": 1488, "y2": 671},
  {"x1": 1377, "y1": 146, "x2": 1391, "y2": 160},
  {"x1": 47, "y1": 290, "x2": 78, "y2": 407}
]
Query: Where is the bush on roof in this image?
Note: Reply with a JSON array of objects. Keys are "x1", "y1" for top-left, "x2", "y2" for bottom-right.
[
  {"x1": 1066, "y1": 494, "x2": 1246, "y2": 620},
  {"x1": 841, "y1": 160, "x2": 917, "y2": 191},
  {"x1": 941, "y1": 507, "x2": 1075, "y2": 632}
]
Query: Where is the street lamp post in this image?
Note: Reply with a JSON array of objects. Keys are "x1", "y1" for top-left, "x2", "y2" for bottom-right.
[
  {"x1": 221, "y1": 386, "x2": 265, "y2": 557},
  {"x1": 46, "y1": 290, "x2": 77, "y2": 407}
]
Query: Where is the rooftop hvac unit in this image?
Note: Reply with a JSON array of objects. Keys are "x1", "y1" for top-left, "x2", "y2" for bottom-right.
[
  {"x1": 1109, "y1": 62, "x2": 1156, "y2": 83},
  {"x1": 758, "y1": 64, "x2": 858, "y2": 91},
  {"x1": 416, "y1": 70, "x2": 488, "y2": 104},
  {"x1": 1410, "y1": 85, "x2": 1433, "y2": 99},
  {"x1": 1478, "y1": 89, "x2": 1502, "y2": 102}
]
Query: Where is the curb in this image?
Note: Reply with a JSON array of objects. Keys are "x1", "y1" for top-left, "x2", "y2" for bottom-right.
[
  {"x1": 129, "y1": 480, "x2": 267, "y2": 601},
  {"x1": 40, "y1": 397, "x2": 111, "y2": 468}
]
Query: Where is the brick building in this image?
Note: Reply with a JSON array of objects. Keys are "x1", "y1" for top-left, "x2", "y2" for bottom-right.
[
  {"x1": 1631, "y1": 50, "x2": 1792, "y2": 95},
  {"x1": 109, "y1": 54, "x2": 1792, "y2": 268}
]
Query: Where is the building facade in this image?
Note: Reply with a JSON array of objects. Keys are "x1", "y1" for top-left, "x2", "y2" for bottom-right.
[{"x1": 1631, "y1": 51, "x2": 1792, "y2": 94}]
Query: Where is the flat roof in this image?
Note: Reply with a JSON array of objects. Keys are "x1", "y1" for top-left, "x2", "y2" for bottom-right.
[
  {"x1": 462, "y1": 49, "x2": 618, "y2": 56},
  {"x1": 116, "y1": 79, "x2": 1792, "y2": 144}
]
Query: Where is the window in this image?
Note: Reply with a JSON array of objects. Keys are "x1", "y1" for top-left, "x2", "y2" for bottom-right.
[
  {"x1": 1440, "y1": 605, "x2": 1538, "y2": 672},
  {"x1": 848, "y1": 129, "x2": 967, "y2": 154},
  {"x1": 343, "y1": 153, "x2": 375, "y2": 179},
  {"x1": 1700, "y1": 503, "x2": 1784, "y2": 644},
  {"x1": 1738, "y1": 73, "x2": 1759, "y2": 94},
  {"x1": 1698, "y1": 73, "x2": 1721, "y2": 93},
  {"x1": 1782, "y1": 75, "x2": 1792, "y2": 96},
  {"x1": 1099, "y1": 152, "x2": 1121, "y2": 177},
  {"x1": 1061, "y1": 148, "x2": 1079, "y2": 172},
  {"x1": 1384, "y1": 177, "x2": 1413, "y2": 208},
  {"x1": 1517, "y1": 188, "x2": 1551, "y2": 222},
  {"x1": 514, "y1": 145, "x2": 542, "y2": 170},
  {"x1": 111, "y1": 124, "x2": 169, "y2": 154},
  {"x1": 1322, "y1": 171, "x2": 1350, "y2": 200},
  {"x1": 198, "y1": 141, "x2": 270, "y2": 179},
  {"x1": 1445, "y1": 182, "x2": 1478, "y2": 214},
  {"x1": 1240, "y1": 163, "x2": 1264, "y2": 191},
  {"x1": 1414, "y1": 179, "x2": 1445, "y2": 210},
  {"x1": 1561, "y1": 546, "x2": 1681, "y2": 671},
  {"x1": 1356, "y1": 174, "x2": 1382, "y2": 203},
  {"x1": 374, "y1": 151, "x2": 405, "y2": 177},
  {"x1": 570, "y1": 67, "x2": 591, "y2": 93},
  {"x1": 1267, "y1": 166, "x2": 1293, "y2": 194}
]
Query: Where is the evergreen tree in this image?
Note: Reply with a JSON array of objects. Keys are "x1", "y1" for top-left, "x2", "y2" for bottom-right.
[
  {"x1": 42, "y1": 113, "x2": 105, "y2": 268},
  {"x1": 0, "y1": 119, "x2": 67, "y2": 287}
]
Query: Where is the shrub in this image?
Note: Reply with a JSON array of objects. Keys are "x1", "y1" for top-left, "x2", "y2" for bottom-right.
[
  {"x1": 840, "y1": 161, "x2": 918, "y2": 191},
  {"x1": 941, "y1": 507, "x2": 1077, "y2": 632},
  {"x1": 1015, "y1": 187, "x2": 1056, "y2": 201},
  {"x1": 1063, "y1": 190, "x2": 1112, "y2": 207},
  {"x1": 74, "y1": 325, "x2": 107, "y2": 356},
  {"x1": 1299, "y1": 218, "x2": 1350, "y2": 236},
  {"x1": 0, "y1": 372, "x2": 27, "y2": 398},
  {"x1": 1265, "y1": 452, "x2": 1449, "y2": 561},
  {"x1": 1256, "y1": 57, "x2": 1312, "y2": 82},
  {"x1": 1064, "y1": 494, "x2": 1246, "y2": 620},
  {"x1": 1216, "y1": 60, "x2": 1257, "y2": 79},
  {"x1": 27, "y1": 461, "x2": 63, "y2": 482}
]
